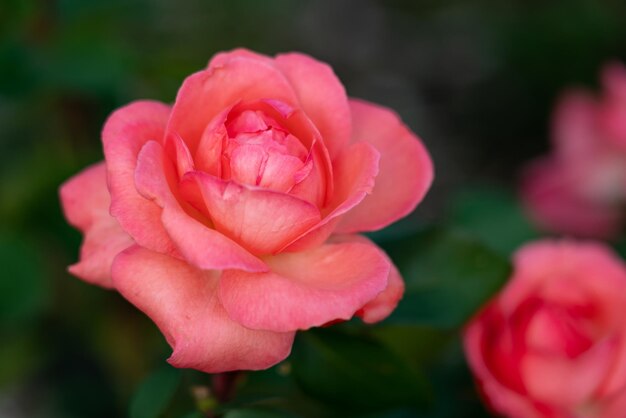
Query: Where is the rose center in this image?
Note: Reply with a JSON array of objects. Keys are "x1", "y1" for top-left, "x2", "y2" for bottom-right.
[{"x1": 220, "y1": 109, "x2": 312, "y2": 193}]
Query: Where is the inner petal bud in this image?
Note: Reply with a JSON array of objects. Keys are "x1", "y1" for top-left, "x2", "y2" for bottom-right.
[{"x1": 222, "y1": 109, "x2": 311, "y2": 193}]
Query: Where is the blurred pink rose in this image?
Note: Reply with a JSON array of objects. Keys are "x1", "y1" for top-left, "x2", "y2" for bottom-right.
[
  {"x1": 464, "y1": 240, "x2": 626, "y2": 418},
  {"x1": 521, "y1": 62, "x2": 626, "y2": 239},
  {"x1": 59, "y1": 49, "x2": 433, "y2": 373}
]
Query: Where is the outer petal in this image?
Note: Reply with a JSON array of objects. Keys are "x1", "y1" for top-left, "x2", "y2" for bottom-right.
[
  {"x1": 59, "y1": 162, "x2": 133, "y2": 287},
  {"x1": 281, "y1": 141, "x2": 379, "y2": 252},
  {"x1": 331, "y1": 234, "x2": 405, "y2": 323},
  {"x1": 102, "y1": 100, "x2": 176, "y2": 254},
  {"x1": 551, "y1": 90, "x2": 598, "y2": 159},
  {"x1": 602, "y1": 61, "x2": 626, "y2": 100},
  {"x1": 181, "y1": 171, "x2": 321, "y2": 255},
  {"x1": 463, "y1": 320, "x2": 544, "y2": 418},
  {"x1": 209, "y1": 49, "x2": 351, "y2": 159},
  {"x1": 112, "y1": 246, "x2": 294, "y2": 373},
  {"x1": 597, "y1": 334, "x2": 626, "y2": 398},
  {"x1": 275, "y1": 53, "x2": 352, "y2": 159},
  {"x1": 166, "y1": 57, "x2": 298, "y2": 153},
  {"x1": 219, "y1": 239, "x2": 390, "y2": 332},
  {"x1": 602, "y1": 387, "x2": 626, "y2": 418},
  {"x1": 358, "y1": 262, "x2": 404, "y2": 324},
  {"x1": 520, "y1": 158, "x2": 623, "y2": 239},
  {"x1": 134, "y1": 140, "x2": 267, "y2": 272},
  {"x1": 336, "y1": 99, "x2": 434, "y2": 234},
  {"x1": 208, "y1": 48, "x2": 274, "y2": 68},
  {"x1": 599, "y1": 62, "x2": 626, "y2": 151}
]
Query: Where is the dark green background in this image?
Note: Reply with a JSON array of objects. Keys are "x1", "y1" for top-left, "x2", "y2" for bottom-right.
[{"x1": 1, "y1": 0, "x2": 625, "y2": 417}]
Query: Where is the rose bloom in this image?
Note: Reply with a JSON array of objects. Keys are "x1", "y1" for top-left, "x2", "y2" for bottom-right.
[
  {"x1": 59, "y1": 49, "x2": 433, "y2": 372},
  {"x1": 521, "y1": 62, "x2": 626, "y2": 239},
  {"x1": 464, "y1": 240, "x2": 626, "y2": 418}
]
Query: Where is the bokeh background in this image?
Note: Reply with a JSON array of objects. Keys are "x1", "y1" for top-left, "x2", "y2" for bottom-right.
[{"x1": 2, "y1": 1, "x2": 626, "y2": 417}]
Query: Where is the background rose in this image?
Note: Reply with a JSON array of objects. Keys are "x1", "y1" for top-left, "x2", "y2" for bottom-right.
[
  {"x1": 521, "y1": 63, "x2": 626, "y2": 239},
  {"x1": 59, "y1": 49, "x2": 433, "y2": 373},
  {"x1": 464, "y1": 240, "x2": 626, "y2": 418}
]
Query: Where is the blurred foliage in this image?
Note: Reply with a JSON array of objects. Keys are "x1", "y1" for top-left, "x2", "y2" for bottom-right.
[
  {"x1": 382, "y1": 228, "x2": 511, "y2": 329},
  {"x1": 2, "y1": 0, "x2": 626, "y2": 417},
  {"x1": 291, "y1": 328, "x2": 430, "y2": 412},
  {"x1": 130, "y1": 366, "x2": 182, "y2": 418},
  {"x1": 448, "y1": 187, "x2": 539, "y2": 256}
]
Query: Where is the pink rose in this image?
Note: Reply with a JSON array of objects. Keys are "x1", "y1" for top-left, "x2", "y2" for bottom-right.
[
  {"x1": 521, "y1": 62, "x2": 626, "y2": 239},
  {"x1": 59, "y1": 49, "x2": 433, "y2": 372},
  {"x1": 464, "y1": 240, "x2": 626, "y2": 418}
]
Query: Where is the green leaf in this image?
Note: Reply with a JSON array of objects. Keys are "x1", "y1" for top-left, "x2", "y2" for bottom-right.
[
  {"x1": 448, "y1": 187, "x2": 538, "y2": 255},
  {"x1": 291, "y1": 328, "x2": 430, "y2": 411},
  {"x1": 384, "y1": 228, "x2": 511, "y2": 329},
  {"x1": 129, "y1": 365, "x2": 182, "y2": 418}
]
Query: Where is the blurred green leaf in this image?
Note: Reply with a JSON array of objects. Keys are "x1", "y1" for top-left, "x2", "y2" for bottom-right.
[
  {"x1": 181, "y1": 413, "x2": 204, "y2": 418},
  {"x1": 291, "y1": 328, "x2": 430, "y2": 412},
  {"x1": 412, "y1": 338, "x2": 492, "y2": 418},
  {"x1": 384, "y1": 228, "x2": 511, "y2": 329},
  {"x1": 224, "y1": 408, "x2": 302, "y2": 418},
  {"x1": 223, "y1": 365, "x2": 333, "y2": 418},
  {"x1": 234, "y1": 364, "x2": 295, "y2": 397},
  {"x1": 370, "y1": 325, "x2": 452, "y2": 369},
  {"x1": 449, "y1": 187, "x2": 538, "y2": 255},
  {"x1": 0, "y1": 331, "x2": 43, "y2": 387},
  {"x1": 130, "y1": 365, "x2": 182, "y2": 418},
  {"x1": 0, "y1": 233, "x2": 47, "y2": 327}
]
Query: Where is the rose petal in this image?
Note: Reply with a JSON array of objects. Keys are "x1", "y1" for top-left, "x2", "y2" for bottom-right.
[
  {"x1": 602, "y1": 61, "x2": 626, "y2": 99},
  {"x1": 464, "y1": 319, "x2": 545, "y2": 418},
  {"x1": 520, "y1": 158, "x2": 623, "y2": 239},
  {"x1": 330, "y1": 234, "x2": 404, "y2": 323},
  {"x1": 111, "y1": 246, "x2": 294, "y2": 373},
  {"x1": 600, "y1": 62, "x2": 626, "y2": 150},
  {"x1": 259, "y1": 150, "x2": 307, "y2": 192},
  {"x1": 358, "y1": 261, "x2": 404, "y2": 324},
  {"x1": 286, "y1": 137, "x2": 331, "y2": 207},
  {"x1": 208, "y1": 50, "x2": 351, "y2": 159},
  {"x1": 228, "y1": 144, "x2": 267, "y2": 186},
  {"x1": 238, "y1": 99, "x2": 334, "y2": 207},
  {"x1": 60, "y1": 162, "x2": 133, "y2": 287},
  {"x1": 219, "y1": 239, "x2": 390, "y2": 332},
  {"x1": 551, "y1": 90, "x2": 598, "y2": 159},
  {"x1": 180, "y1": 171, "x2": 322, "y2": 255},
  {"x1": 194, "y1": 106, "x2": 234, "y2": 177},
  {"x1": 60, "y1": 162, "x2": 109, "y2": 228},
  {"x1": 281, "y1": 141, "x2": 379, "y2": 252},
  {"x1": 336, "y1": 99, "x2": 433, "y2": 234},
  {"x1": 522, "y1": 340, "x2": 614, "y2": 408},
  {"x1": 134, "y1": 140, "x2": 267, "y2": 272},
  {"x1": 601, "y1": 386, "x2": 626, "y2": 418},
  {"x1": 597, "y1": 334, "x2": 626, "y2": 397},
  {"x1": 275, "y1": 53, "x2": 352, "y2": 159},
  {"x1": 164, "y1": 132, "x2": 195, "y2": 179},
  {"x1": 166, "y1": 58, "x2": 298, "y2": 154},
  {"x1": 208, "y1": 48, "x2": 275, "y2": 69},
  {"x1": 102, "y1": 100, "x2": 176, "y2": 254}
]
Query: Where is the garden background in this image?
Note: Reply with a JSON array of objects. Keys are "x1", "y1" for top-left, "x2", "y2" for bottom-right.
[{"x1": 2, "y1": 1, "x2": 626, "y2": 417}]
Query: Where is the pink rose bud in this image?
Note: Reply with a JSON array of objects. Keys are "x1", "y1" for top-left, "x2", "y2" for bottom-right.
[
  {"x1": 464, "y1": 240, "x2": 626, "y2": 418},
  {"x1": 59, "y1": 49, "x2": 433, "y2": 373},
  {"x1": 521, "y1": 62, "x2": 626, "y2": 239}
]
